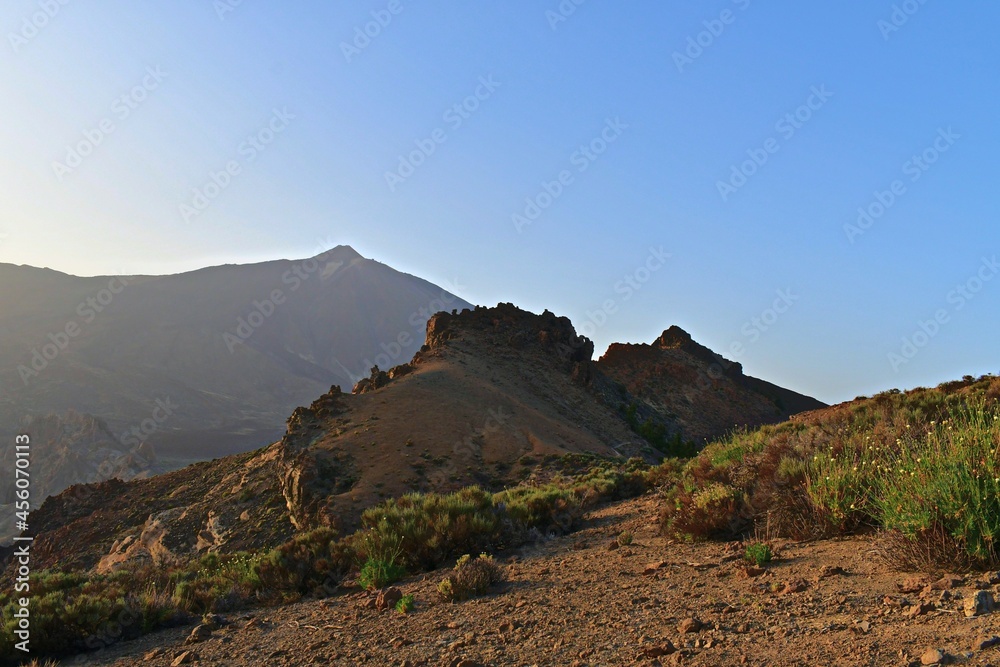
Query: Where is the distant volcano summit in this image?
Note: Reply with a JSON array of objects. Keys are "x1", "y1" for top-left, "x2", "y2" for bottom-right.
[{"x1": 0, "y1": 246, "x2": 472, "y2": 537}]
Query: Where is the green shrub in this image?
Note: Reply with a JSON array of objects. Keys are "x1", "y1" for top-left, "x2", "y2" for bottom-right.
[
  {"x1": 744, "y1": 542, "x2": 772, "y2": 566},
  {"x1": 255, "y1": 527, "x2": 352, "y2": 599},
  {"x1": 496, "y1": 485, "x2": 582, "y2": 534},
  {"x1": 357, "y1": 557, "x2": 406, "y2": 590},
  {"x1": 359, "y1": 486, "x2": 499, "y2": 570},
  {"x1": 395, "y1": 593, "x2": 415, "y2": 614},
  {"x1": 661, "y1": 482, "x2": 742, "y2": 540},
  {"x1": 848, "y1": 403, "x2": 1000, "y2": 566},
  {"x1": 172, "y1": 551, "x2": 262, "y2": 612},
  {"x1": 355, "y1": 526, "x2": 406, "y2": 590},
  {"x1": 438, "y1": 554, "x2": 505, "y2": 602},
  {"x1": 616, "y1": 530, "x2": 633, "y2": 546},
  {"x1": 794, "y1": 400, "x2": 1000, "y2": 566}
]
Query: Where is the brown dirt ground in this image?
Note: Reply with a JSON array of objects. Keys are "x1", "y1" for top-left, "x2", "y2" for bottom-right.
[{"x1": 67, "y1": 495, "x2": 1000, "y2": 667}]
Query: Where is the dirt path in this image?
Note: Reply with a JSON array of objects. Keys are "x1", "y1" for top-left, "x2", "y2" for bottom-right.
[{"x1": 69, "y1": 495, "x2": 1000, "y2": 666}]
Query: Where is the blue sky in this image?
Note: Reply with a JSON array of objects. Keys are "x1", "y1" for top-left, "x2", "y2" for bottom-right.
[{"x1": 1, "y1": 1, "x2": 998, "y2": 404}]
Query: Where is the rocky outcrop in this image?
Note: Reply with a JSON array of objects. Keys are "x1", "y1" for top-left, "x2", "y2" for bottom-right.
[
  {"x1": 278, "y1": 386, "x2": 358, "y2": 530},
  {"x1": 96, "y1": 508, "x2": 187, "y2": 573},
  {"x1": 352, "y1": 363, "x2": 415, "y2": 394},
  {"x1": 422, "y1": 303, "x2": 594, "y2": 367},
  {"x1": 598, "y1": 327, "x2": 826, "y2": 444},
  {"x1": 655, "y1": 325, "x2": 744, "y2": 378}
]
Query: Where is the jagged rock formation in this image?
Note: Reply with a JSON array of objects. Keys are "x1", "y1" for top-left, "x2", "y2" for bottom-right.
[
  {"x1": 421, "y1": 304, "x2": 595, "y2": 364},
  {"x1": 597, "y1": 325, "x2": 826, "y2": 444}
]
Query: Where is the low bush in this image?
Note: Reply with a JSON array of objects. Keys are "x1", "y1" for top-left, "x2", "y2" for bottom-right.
[
  {"x1": 255, "y1": 527, "x2": 352, "y2": 600},
  {"x1": 496, "y1": 485, "x2": 583, "y2": 535},
  {"x1": 438, "y1": 554, "x2": 505, "y2": 602},
  {"x1": 809, "y1": 401, "x2": 1000, "y2": 568},
  {"x1": 358, "y1": 486, "x2": 499, "y2": 571},
  {"x1": 172, "y1": 552, "x2": 262, "y2": 613},
  {"x1": 0, "y1": 573, "x2": 186, "y2": 659},
  {"x1": 357, "y1": 557, "x2": 406, "y2": 591}
]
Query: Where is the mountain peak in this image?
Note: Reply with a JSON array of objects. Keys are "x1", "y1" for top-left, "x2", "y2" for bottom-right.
[
  {"x1": 655, "y1": 325, "x2": 694, "y2": 348},
  {"x1": 311, "y1": 244, "x2": 364, "y2": 263},
  {"x1": 653, "y1": 325, "x2": 739, "y2": 374}
]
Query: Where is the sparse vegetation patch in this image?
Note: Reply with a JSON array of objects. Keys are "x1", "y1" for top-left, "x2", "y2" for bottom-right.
[
  {"x1": 1, "y1": 454, "x2": 672, "y2": 661},
  {"x1": 662, "y1": 376, "x2": 1000, "y2": 570}
]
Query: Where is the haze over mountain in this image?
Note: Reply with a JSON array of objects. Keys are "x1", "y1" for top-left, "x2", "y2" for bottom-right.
[{"x1": 0, "y1": 245, "x2": 471, "y2": 537}]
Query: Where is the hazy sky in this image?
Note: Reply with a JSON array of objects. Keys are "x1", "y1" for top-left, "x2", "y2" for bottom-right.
[{"x1": 2, "y1": 1, "x2": 998, "y2": 404}]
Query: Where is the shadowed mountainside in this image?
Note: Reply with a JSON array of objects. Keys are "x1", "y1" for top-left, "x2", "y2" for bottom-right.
[{"x1": 0, "y1": 246, "x2": 471, "y2": 541}]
